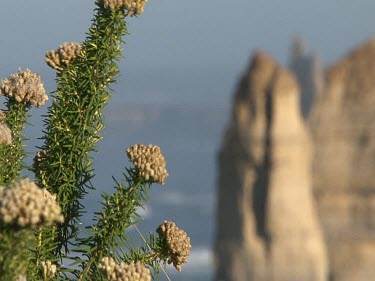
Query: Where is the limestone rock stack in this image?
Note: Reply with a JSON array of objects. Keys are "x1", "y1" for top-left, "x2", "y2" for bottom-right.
[
  {"x1": 309, "y1": 38, "x2": 375, "y2": 281},
  {"x1": 215, "y1": 52, "x2": 328, "y2": 281}
]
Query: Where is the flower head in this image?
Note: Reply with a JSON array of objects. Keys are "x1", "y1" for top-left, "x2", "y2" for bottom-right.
[
  {"x1": 45, "y1": 42, "x2": 82, "y2": 70},
  {"x1": 100, "y1": 0, "x2": 123, "y2": 11},
  {"x1": 100, "y1": 0, "x2": 147, "y2": 16},
  {"x1": 0, "y1": 123, "x2": 12, "y2": 145},
  {"x1": 126, "y1": 144, "x2": 169, "y2": 184},
  {"x1": 0, "y1": 178, "x2": 64, "y2": 228},
  {"x1": 157, "y1": 221, "x2": 191, "y2": 271},
  {"x1": 99, "y1": 257, "x2": 151, "y2": 281},
  {"x1": 123, "y1": 0, "x2": 147, "y2": 16},
  {"x1": 0, "y1": 69, "x2": 48, "y2": 107}
]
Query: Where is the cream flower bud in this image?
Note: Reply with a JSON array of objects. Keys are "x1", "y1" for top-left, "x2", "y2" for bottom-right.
[
  {"x1": 45, "y1": 42, "x2": 82, "y2": 70},
  {"x1": 157, "y1": 221, "x2": 191, "y2": 271},
  {"x1": 0, "y1": 69, "x2": 48, "y2": 107},
  {"x1": 100, "y1": 0, "x2": 147, "y2": 16},
  {"x1": 123, "y1": 0, "x2": 147, "y2": 16},
  {"x1": 126, "y1": 144, "x2": 169, "y2": 185}
]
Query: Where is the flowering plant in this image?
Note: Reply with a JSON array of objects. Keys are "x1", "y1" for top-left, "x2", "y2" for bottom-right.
[{"x1": 0, "y1": 1, "x2": 190, "y2": 280}]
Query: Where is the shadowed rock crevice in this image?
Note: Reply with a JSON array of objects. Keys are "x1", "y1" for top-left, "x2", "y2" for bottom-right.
[{"x1": 252, "y1": 69, "x2": 276, "y2": 247}]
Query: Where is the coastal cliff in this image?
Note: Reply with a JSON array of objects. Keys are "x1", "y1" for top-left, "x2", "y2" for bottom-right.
[{"x1": 309, "y1": 38, "x2": 375, "y2": 281}]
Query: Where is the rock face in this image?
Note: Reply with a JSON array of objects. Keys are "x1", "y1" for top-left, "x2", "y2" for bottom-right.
[
  {"x1": 215, "y1": 52, "x2": 328, "y2": 281},
  {"x1": 289, "y1": 38, "x2": 324, "y2": 118},
  {"x1": 309, "y1": 38, "x2": 375, "y2": 281}
]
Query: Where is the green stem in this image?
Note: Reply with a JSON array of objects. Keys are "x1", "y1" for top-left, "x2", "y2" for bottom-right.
[
  {"x1": 35, "y1": 2, "x2": 128, "y2": 259},
  {"x1": 0, "y1": 98, "x2": 29, "y2": 185},
  {"x1": 77, "y1": 170, "x2": 150, "y2": 280},
  {"x1": 0, "y1": 226, "x2": 35, "y2": 281}
]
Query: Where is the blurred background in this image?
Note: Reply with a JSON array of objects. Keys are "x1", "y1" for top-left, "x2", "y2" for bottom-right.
[{"x1": 1, "y1": 1, "x2": 375, "y2": 280}]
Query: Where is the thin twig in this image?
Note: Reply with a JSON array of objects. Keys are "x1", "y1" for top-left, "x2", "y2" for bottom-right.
[{"x1": 134, "y1": 224, "x2": 172, "y2": 281}]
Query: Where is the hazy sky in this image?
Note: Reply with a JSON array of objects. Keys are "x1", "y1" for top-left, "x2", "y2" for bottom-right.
[{"x1": 1, "y1": 0, "x2": 375, "y2": 106}]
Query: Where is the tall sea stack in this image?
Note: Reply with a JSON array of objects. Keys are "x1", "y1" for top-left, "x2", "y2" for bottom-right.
[
  {"x1": 309, "y1": 38, "x2": 375, "y2": 281},
  {"x1": 215, "y1": 52, "x2": 327, "y2": 281}
]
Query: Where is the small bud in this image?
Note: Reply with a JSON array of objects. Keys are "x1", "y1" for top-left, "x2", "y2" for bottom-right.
[
  {"x1": 45, "y1": 42, "x2": 82, "y2": 70},
  {"x1": 126, "y1": 144, "x2": 169, "y2": 184},
  {"x1": 100, "y1": 0, "x2": 147, "y2": 16},
  {"x1": 157, "y1": 221, "x2": 191, "y2": 271}
]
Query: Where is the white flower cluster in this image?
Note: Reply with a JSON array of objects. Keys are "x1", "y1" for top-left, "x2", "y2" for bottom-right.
[
  {"x1": 157, "y1": 221, "x2": 191, "y2": 271},
  {"x1": 41, "y1": 260, "x2": 57, "y2": 280},
  {"x1": 100, "y1": 0, "x2": 147, "y2": 16},
  {"x1": 45, "y1": 42, "x2": 82, "y2": 70},
  {"x1": 126, "y1": 144, "x2": 169, "y2": 185},
  {"x1": 0, "y1": 178, "x2": 64, "y2": 228},
  {"x1": 0, "y1": 69, "x2": 48, "y2": 107},
  {"x1": 0, "y1": 123, "x2": 12, "y2": 145},
  {"x1": 99, "y1": 257, "x2": 151, "y2": 281}
]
